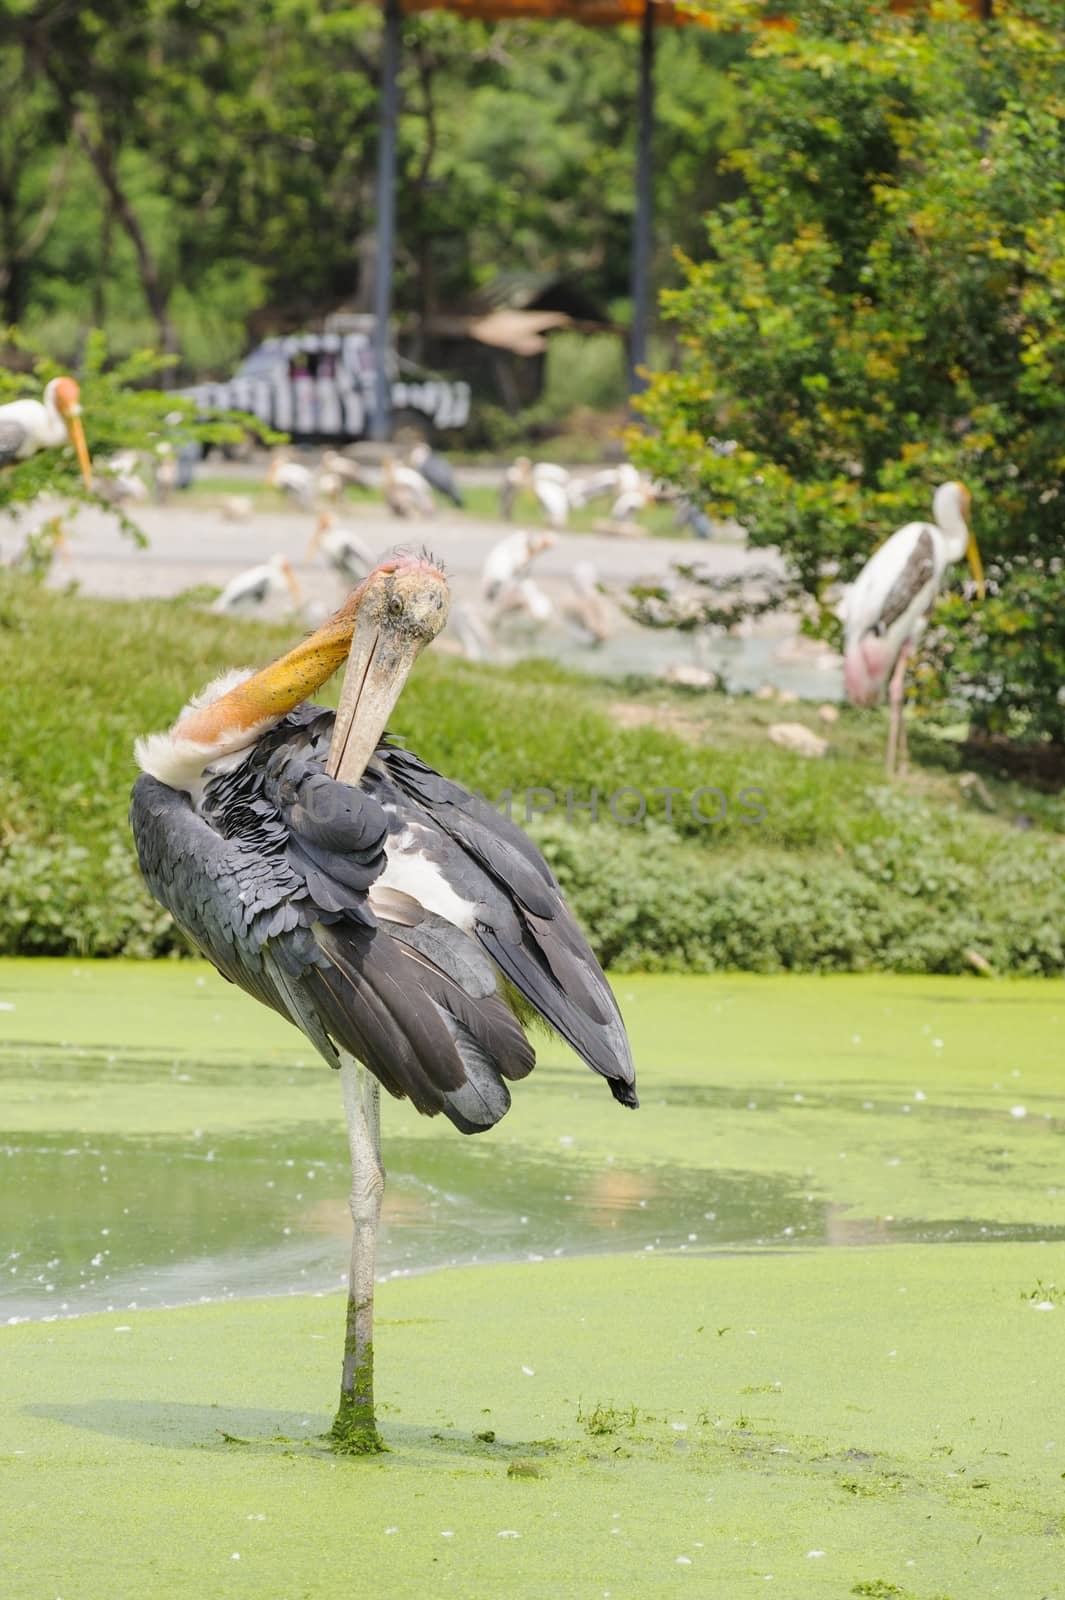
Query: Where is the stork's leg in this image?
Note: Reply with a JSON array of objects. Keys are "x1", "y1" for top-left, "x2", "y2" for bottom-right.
[
  {"x1": 332, "y1": 1055, "x2": 386, "y2": 1455},
  {"x1": 886, "y1": 644, "x2": 911, "y2": 778}
]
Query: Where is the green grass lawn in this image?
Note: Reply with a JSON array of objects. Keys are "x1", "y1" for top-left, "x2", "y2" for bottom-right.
[
  {"x1": 0, "y1": 575, "x2": 1062, "y2": 971},
  {"x1": 3, "y1": 964, "x2": 1065, "y2": 1599}
]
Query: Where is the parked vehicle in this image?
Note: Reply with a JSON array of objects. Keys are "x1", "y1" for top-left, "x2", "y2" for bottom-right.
[{"x1": 181, "y1": 326, "x2": 470, "y2": 443}]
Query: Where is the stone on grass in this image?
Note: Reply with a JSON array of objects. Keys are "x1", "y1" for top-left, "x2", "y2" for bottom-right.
[{"x1": 768, "y1": 722, "x2": 829, "y2": 759}]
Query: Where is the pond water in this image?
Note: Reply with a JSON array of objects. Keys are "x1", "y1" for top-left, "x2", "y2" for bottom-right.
[
  {"x1": 3, "y1": 965, "x2": 1063, "y2": 1323},
  {"x1": 3, "y1": 1124, "x2": 820, "y2": 1321}
]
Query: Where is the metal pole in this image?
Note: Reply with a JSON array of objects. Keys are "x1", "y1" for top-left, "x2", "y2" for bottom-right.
[
  {"x1": 628, "y1": 0, "x2": 655, "y2": 398},
  {"x1": 372, "y1": 0, "x2": 401, "y2": 442}
]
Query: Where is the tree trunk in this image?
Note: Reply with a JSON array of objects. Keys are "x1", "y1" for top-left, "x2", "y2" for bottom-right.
[
  {"x1": 0, "y1": 187, "x2": 24, "y2": 325},
  {"x1": 72, "y1": 112, "x2": 178, "y2": 361},
  {"x1": 92, "y1": 198, "x2": 114, "y2": 329}
]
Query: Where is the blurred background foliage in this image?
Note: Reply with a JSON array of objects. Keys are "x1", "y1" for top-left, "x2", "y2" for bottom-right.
[{"x1": 0, "y1": 0, "x2": 743, "y2": 367}]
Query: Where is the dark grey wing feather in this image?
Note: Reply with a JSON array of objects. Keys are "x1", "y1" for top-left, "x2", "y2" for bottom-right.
[
  {"x1": 372, "y1": 745, "x2": 638, "y2": 1107},
  {"x1": 130, "y1": 711, "x2": 541, "y2": 1133},
  {"x1": 878, "y1": 529, "x2": 935, "y2": 632},
  {"x1": 0, "y1": 419, "x2": 29, "y2": 468}
]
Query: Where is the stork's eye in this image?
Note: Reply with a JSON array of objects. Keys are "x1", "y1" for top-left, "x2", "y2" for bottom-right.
[{"x1": 388, "y1": 595, "x2": 404, "y2": 618}]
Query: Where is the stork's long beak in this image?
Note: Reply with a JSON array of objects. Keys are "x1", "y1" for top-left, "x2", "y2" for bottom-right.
[
  {"x1": 285, "y1": 569, "x2": 304, "y2": 607},
  {"x1": 328, "y1": 614, "x2": 423, "y2": 785},
  {"x1": 306, "y1": 516, "x2": 328, "y2": 559},
  {"x1": 966, "y1": 531, "x2": 985, "y2": 600},
  {"x1": 66, "y1": 412, "x2": 92, "y2": 489}
]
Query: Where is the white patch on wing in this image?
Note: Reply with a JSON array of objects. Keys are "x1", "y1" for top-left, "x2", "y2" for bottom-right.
[{"x1": 370, "y1": 832, "x2": 477, "y2": 932}]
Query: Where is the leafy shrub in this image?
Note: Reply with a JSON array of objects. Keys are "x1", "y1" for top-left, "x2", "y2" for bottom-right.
[
  {"x1": 920, "y1": 561, "x2": 1065, "y2": 750},
  {"x1": 0, "y1": 576, "x2": 1061, "y2": 973},
  {"x1": 532, "y1": 805, "x2": 1064, "y2": 978}
]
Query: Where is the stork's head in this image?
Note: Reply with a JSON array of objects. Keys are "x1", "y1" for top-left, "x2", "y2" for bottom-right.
[
  {"x1": 44, "y1": 376, "x2": 92, "y2": 489},
  {"x1": 136, "y1": 551, "x2": 448, "y2": 795},
  {"x1": 933, "y1": 481, "x2": 984, "y2": 599},
  {"x1": 329, "y1": 552, "x2": 449, "y2": 783}
]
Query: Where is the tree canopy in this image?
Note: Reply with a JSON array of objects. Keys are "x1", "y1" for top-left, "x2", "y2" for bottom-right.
[
  {"x1": 0, "y1": 1, "x2": 740, "y2": 372},
  {"x1": 632, "y1": 0, "x2": 1065, "y2": 746}
]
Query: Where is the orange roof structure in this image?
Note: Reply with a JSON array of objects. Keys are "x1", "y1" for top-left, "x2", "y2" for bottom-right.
[
  {"x1": 397, "y1": 0, "x2": 991, "y2": 24},
  {"x1": 399, "y1": 0, "x2": 700, "y2": 22}
]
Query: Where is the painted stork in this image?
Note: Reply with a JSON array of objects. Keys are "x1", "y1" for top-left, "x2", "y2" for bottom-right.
[
  {"x1": 567, "y1": 467, "x2": 622, "y2": 510},
  {"x1": 502, "y1": 457, "x2": 571, "y2": 530},
  {"x1": 211, "y1": 553, "x2": 304, "y2": 616},
  {"x1": 0, "y1": 376, "x2": 92, "y2": 487},
  {"x1": 266, "y1": 450, "x2": 315, "y2": 511},
  {"x1": 562, "y1": 561, "x2": 615, "y2": 647},
  {"x1": 320, "y1": 450, "x2": 368, "y2": 489},
  {"x1": 843, "y1": 481, "x2": 985, "y2": 774},
  {"x1": 481, "y1": 529, "x2": 555, "y2": 602},
  {"x1": 494, "y1": 575, "x2": 555, "y2": 632},
  {"x1": 409, "y1": 442, "x2": 464, "y2": 508},
  {"x1": 130, "y1": 552, "x2": 637, "y2": 1451},
  {"x1": 382, "y1": 456, "x2": 435, "y2": 518},
  {"x1": 609, "y1": 465, "x2": 657, "y2": 524},
  {"x1": 306, "y1": 512, "x2": 377, "y2": 586},
  {"x1": 94, "y1": 450, "x2": 149, "y2": 505}
]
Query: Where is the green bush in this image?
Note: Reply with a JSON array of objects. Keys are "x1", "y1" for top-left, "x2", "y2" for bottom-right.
[
  {"x1": 0, "y1": 577, "x2": 1061, "y2": 974},
  {"x1": 920, "y1": 562, "x2": 1065, "y2": 750}
]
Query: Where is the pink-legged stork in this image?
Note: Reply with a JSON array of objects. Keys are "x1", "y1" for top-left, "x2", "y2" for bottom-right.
[{"x1": 843, "y1": 482, "x2": 984, "y2": 774}]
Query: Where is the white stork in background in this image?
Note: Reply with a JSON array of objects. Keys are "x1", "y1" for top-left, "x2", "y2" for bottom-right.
[
  {"x1": 320, "y1": 450, "x2": 368, "y2": 490},
  {"x1": 211, "y1": 553, "x2": 304, "y2": 616},
  {"x1": 501, "y1": 457, "x2": 571, "y2": 530},
  {"x1": 609, "y1": 463, "x2": 657, "y2": 524},
  {"x1": 409, "y1": 442, "x2": 464, "y2": 508},
  {"x1": 494, "y1": 575, "x2": 555, "y2": 631},
  {"x1": 94, "y1": 450, "x2": 149, "y2": 505},
  {"x1": 266, "y1": 449, "x2": 316, "y2": 511},
  {"x1": 843, "y1": 481, "x2": 985, "y2": 775},
  {"x1": 0, "y1": 376, "x2": 92, "y2": 487},
  {"x1": 382, "y1": 455, "x2": 435, "y2": 518},
  {"x1": 566, "y1": 467, "x2": 622, "y2": 510},
  {"x1": 306, "y1": 512, "x2": 377, "y2": 586},
  {"x1": 562, "y1": 561, "x2": 615, "y2": 647},
  {"x1": 481, "y1": 528, "x2": 555, "y2": 602}
]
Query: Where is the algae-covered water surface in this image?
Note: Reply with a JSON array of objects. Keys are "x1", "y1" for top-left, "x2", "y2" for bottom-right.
[{"x1": 2, "y1": 961, "x2": 1064, "y2": 1598}]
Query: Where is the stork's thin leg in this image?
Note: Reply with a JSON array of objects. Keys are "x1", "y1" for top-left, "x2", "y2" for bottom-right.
[
  {"x1": 886, "y1": 645, "x2": 910, "y2": 778},
  {"x1": 332, "y1": 1055, "x2": 386, "y2": 1455}
]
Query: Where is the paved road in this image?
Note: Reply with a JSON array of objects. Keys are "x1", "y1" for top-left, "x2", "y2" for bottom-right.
[
  {"x1": 3, "y1": 490, "x2": 840, "y2": 696},
  {"x1": 11, "y1": 497, "x2": 766, "y2": 605}
]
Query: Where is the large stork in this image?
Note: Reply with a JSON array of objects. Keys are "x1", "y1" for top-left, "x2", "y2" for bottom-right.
[
  {"x1": 130, "y1": 553, "x2": 637, "y2": 1452},
  {"x1": 0, "y1": 376, "x2": 92, "y2": 487},
  {"x1": 843, "y1": 481, "x2": 985, "y2": 774}
]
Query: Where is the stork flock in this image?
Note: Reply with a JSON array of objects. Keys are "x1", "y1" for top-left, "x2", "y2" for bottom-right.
[{"x1": 501, "y1": 457, "x2": 657, "y2": 531}]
